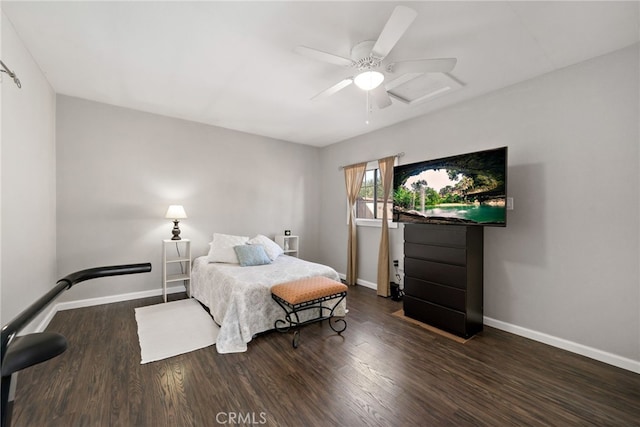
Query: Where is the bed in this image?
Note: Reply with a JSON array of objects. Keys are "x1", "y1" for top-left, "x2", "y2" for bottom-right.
[{"x1": 191, "y1": 254, "x2": 344, "y2": 353}]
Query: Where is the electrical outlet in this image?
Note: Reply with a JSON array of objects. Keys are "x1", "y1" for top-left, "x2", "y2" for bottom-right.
[
  {"x1": 393, "y1": 260, "x2": 399, "y2": 267},
  {"x1": 506, "y1": 197, "x2": 514, "y2": 210}
]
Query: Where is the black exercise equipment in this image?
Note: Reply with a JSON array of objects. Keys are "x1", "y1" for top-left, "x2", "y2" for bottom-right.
[{"x1": 0, "y1": 263, "x2": 152, "y2": 427}]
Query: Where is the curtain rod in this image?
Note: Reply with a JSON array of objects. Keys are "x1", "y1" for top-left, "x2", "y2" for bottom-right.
[
  {"x1": 0, "y1": 60, "x2": 22, "y2": 88},
  {"x1": 338, "y1": 152, "x2": 404, "y2": 171}
]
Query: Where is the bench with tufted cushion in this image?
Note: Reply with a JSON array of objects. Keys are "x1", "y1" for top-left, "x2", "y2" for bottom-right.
[{"x1": 271, "y1": 276, "x2": 348, "y2": 348}]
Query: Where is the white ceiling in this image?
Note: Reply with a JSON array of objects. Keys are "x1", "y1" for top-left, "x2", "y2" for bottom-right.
[{"x1": 2, "y1": 1, "x2": 638, "y2": 147}]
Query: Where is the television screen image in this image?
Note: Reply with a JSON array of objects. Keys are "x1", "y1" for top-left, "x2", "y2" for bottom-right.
[{"x1": 393, "y1": 147, "x2": 507, "y2": 226}]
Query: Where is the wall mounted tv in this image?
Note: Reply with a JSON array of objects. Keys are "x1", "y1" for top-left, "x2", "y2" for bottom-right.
[{"x1": 392, "y1": 147, "x2": 507, "y2": 227}]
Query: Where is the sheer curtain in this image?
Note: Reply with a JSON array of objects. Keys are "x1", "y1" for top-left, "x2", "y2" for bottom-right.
[
  {"x1": 344, "y1": 162, "x2": 367, "y2": 285},
  {"x1": 376, "y1": 156, "x2": 395, "y2": 296}
]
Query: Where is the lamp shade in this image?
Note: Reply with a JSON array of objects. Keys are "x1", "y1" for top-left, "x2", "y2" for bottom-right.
[
  {"x1": 165, "y1": 205, "x2": 187, "y2": 220},
  {"x1": 354, "y1": 71, "x2": 384, "y2": 91}
]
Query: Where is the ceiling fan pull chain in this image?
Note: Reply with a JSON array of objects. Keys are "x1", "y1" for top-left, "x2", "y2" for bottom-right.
[{"x1": 365, "y1": 90, "x2": 371, "y2": 125}]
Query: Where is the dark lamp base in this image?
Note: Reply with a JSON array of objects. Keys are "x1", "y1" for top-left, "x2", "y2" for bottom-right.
[{"x1": 171, "y1": 220, "x2": 182, "y2": 240}]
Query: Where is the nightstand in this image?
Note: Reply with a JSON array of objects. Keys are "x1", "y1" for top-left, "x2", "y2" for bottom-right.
[
  {"x1": 275, "y1": 235, "x2": 299, "y2": 258},
  {"x1": 162, "y1": 239, "x2": 191, "y2": 302}
]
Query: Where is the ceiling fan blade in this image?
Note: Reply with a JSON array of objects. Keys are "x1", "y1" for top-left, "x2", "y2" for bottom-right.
[
  {"x1": 294, "y1": 46, "x2": 354, "y2": 67},
  {"x1": 311, "y1": 78, "x2": 353, "y2": 100},
  {"x1": 371, "y1": 6, "x2": 418, "y2": 60},
  {"x1": 386, "y1": 58, "x2": 457, "y2": 74},
  {"x1": 371, "y1": 84, "x2": 392, "y2": 109}
]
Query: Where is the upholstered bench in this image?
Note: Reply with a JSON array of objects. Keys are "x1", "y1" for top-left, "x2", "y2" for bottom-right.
[{"x1": 271, "y1": 276, "x2": 348, "y2": 348}]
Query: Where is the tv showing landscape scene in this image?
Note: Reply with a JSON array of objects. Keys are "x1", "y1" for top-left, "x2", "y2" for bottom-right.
[{"x1": 392, "y1": 147, "x2": 507, "y2": 226}]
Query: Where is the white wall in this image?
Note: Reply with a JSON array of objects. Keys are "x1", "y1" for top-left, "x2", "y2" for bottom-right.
[
  {"x1": 1, "y1": 11, "x2": 57, "y2": 329},
  {"x1": 56, "y1": 96, "x2": 321, "y2": 302},
  {"x1": 319, "y1": 45, "x2": 639, "y2": 363}
]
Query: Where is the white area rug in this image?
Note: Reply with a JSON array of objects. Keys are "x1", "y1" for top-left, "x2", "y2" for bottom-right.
[{"x1": 135, "y1": 298, "x2": 219, "y2": 364}]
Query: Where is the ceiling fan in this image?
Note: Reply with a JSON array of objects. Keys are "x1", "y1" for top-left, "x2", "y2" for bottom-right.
[{"x1": 295, "y1": 6, "x2": 457, "y2": 109}]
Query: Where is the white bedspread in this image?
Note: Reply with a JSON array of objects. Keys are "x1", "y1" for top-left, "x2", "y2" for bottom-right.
[{"x1": 191, "y1": 255, "x2": 343, "y2": 353}]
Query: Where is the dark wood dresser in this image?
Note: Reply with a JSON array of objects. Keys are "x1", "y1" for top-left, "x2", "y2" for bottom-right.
[{"x1": 403, "y1": 223, "x2": 484, "y2": 338}]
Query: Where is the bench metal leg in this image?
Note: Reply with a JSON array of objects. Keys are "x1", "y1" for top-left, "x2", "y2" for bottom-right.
[{"x1": 272, "y1": 292, "x2": 347, "y2": 349}]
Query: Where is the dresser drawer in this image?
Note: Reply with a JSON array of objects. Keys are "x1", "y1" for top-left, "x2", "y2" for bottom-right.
[
  {"x1": 404, "y1": 224, "x2": 467, "y2": 247},
  {"x1": 403, "y1": 296, "x2": 467, "y2": 337},
  {"x1": 405, "y1": 258, "x2": 466, "y2": 289},
  {"x1": 404, "y1": 277, "x2": 466, "y2": 311},
  {"x1": 405, "y1": 242, "x2": 466, "y2": 266}
]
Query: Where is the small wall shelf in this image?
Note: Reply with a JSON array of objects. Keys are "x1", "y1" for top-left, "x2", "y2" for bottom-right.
[
  {"x1": 275, "y1": 235, "x2": 299, "y2": 258},
  {"x1": 162, "y1": 239, "x2": 191, "y2": 302}
]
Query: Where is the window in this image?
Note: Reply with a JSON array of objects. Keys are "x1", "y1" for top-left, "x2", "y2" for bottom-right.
[{"x1": 355, "y1": 167, "x2": 394, "y2": 226}]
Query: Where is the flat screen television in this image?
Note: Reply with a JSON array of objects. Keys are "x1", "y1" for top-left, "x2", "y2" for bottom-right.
[{"x1": 392, "y1": 147, "x2": 507, "y2": 226}]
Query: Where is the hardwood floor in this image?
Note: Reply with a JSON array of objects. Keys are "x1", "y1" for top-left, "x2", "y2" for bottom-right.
[{"x1": 10, "y1": 285, "x2": 640, "y2": 426}]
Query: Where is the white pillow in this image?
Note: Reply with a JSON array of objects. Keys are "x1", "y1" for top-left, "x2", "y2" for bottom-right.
[
  {"x1": 247, "y1": 234, "x2": 284, "y2": 261},
  {"x1": 207, "y1": 233, "x2": 249, "y2": 263}
]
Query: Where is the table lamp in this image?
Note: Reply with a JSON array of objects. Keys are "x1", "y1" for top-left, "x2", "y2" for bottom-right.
[{"x1": 165, "y1": 205, "x2": 187, "y2": 240}]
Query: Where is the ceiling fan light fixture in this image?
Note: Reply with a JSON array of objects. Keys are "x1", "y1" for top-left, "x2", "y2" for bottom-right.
[{"x1": 354, "y1": 70, "x2": 384, "y2": 91}]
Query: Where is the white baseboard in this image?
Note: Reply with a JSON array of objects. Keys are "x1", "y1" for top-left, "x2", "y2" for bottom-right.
[
  {"x1": 484, "y1": 316, "x2": 640, "y2": 374},
  {"x1": 337, "y1": 273, "x2": 376, "y2": 290},
  {"x1": 30, "y1": 279, "x2": 639, "y2": 374},
  {"x1": 32, "y1": 285, "x2": 187, "y2": 333},
  {"x1": 342, "y1": 272, "x2": 639, "y2": 373},
  {"x1": 356, "y1": 278, "x2": 377, "y2": 290},
  {"x1": 33, "y1": 304, "x2": 60, "y2": 334}
]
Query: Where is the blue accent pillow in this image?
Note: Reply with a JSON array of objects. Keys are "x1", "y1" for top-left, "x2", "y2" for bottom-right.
[{"x1": 233, "y1": 244, "x2": 272, "y2": 267}]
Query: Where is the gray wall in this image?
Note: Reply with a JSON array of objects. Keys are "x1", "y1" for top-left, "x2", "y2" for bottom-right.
[
  {"x1": 319, "y1": 45, "x2": 639, "y2": 361},
  {"x1": 56, "y1": 96, "x2": 321, "y2": 302},
  {"x1": 3, "y1": 9, "x2": 637, "y2": 368},
  {"x1": 1, "y1": 11, "x2": 57, "y2": 329}
]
